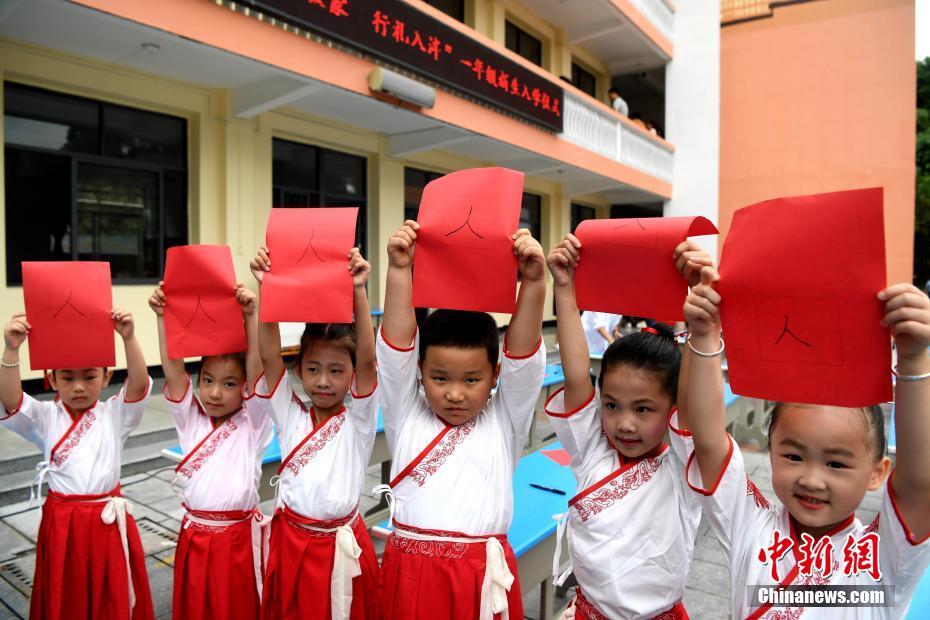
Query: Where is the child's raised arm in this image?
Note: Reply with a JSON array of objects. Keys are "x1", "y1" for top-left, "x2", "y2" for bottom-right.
[
  {"x1": 382, "y1": 220, "x2": 419, "y2": 347},
  {"x1": 235, "y1": 284, "x2": 262, "y2": 395},
  {"x1": 349, "y1": 248, "x2": 376, "y2": 395},
  {"x1": 250, "y1": 245, "x2": 286, "y2": 385},
  {"x1": 881, "y1": 283, "x2": 930, "y2": 539},
  {"x1": 673, "y1": 240, "x2": 716, "y2": 430},
  {"x1": 148, "y1": 283, "x2": 187, "y2": 400},
  {"x1": 681, "y1": 267, "x2": 729, "y2": 488},
  {"x1": 506, "y1": 229, "x2": 546, "y2": 357},
  {"x1": 1, "y1": 313, "x2": 29, "y2": 412},
  {"x1": 111, "y1": 308, "x2": 148, "y2": 401},
  {"x1": 546, "y1": 234, "x2": 592, "y2": 410}
]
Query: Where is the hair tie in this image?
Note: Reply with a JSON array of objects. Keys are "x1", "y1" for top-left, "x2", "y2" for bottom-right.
[{"x1": 641, "y1": 327, "x2": 658, "y2": 336}]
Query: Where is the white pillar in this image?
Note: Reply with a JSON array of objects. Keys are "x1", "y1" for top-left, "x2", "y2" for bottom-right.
[{"x1": 664, "y1": 0, "x2": 721, "y2": 256}]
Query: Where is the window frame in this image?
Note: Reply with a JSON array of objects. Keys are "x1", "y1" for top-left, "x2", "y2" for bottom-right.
[
  {"x1": 571, "y1": 61, "x2": 598, "y2": 98},
  {"x1": 3, "y1": 82, "x2": 188, "y2": 286},
  {"x1": 505, "y1": 19, "x2": 544, "y2": 67},
  {"x1": 271, "y1": 137, "x2": 369, "y2": 257}
]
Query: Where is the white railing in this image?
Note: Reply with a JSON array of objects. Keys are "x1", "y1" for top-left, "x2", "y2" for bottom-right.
[
  {"x1": 631, "y1": 0, "x2": 675, "y2": 41},
  {"x1": 561, "y1": 92, "x2": 674, "y2": 184}
]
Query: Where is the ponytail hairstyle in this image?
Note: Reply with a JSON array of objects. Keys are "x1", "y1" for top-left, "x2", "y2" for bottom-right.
[
  {"x1": 597, "y1": 322, "x2": 680, "y2": 402},
  {"x1": 296, "y1": 323, "x2": 357, "y2": 367}
]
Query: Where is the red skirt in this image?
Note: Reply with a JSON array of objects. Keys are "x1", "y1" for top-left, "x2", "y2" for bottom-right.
[
  {"x1": 379, "y1": 522, "x2": 523, "y2": 620},
  {"x1": 261, "y1": 507, "x2": 379, "y2": 620},
  {"x1": 31, "y1": 487, "x2": 154, "y2": 620},
  {"x1": 173, "y1": 508, "x2": 263, "y2": 620}
]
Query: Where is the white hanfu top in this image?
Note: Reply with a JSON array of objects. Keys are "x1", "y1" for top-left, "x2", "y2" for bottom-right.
[
  {"x1": 546, "y1": 387, "x2": 701, "y2": 619},
  {"x1": 376, "y1": 328, "x2": 546, "y2": 535},
  {"x1": 687, "y1": 436, "x2": 930, "y2": 619},
  {"x1": 253, "y1": 370, "x2": 378, "y2": 519},
  {"x1": 1, "y1": 378, "x2": 153, "y2": 496},
  {"x1": 168, "y1": 377, "x2": 273, "y2": 512}
]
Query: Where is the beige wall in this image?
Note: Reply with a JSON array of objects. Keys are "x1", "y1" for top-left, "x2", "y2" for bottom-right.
[
  {"x1": 0, "y1": 40, "x2": 580, "y2": 377},
  {"x1": 719, "y1": 0, "x2": 916, "y2": 284}
]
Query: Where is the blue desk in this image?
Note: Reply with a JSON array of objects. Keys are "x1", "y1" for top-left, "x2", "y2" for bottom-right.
[
  {"x1": 907, "y1": 565, "x2": 930, "y2": 619},
  {"x1": 373, "y1": 441, "x2": 575, "y2": 618}
]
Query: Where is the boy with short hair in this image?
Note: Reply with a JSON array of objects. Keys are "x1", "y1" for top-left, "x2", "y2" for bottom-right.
[{"x1": 376, "y1": 220, "x2": 547, "y2": 619}]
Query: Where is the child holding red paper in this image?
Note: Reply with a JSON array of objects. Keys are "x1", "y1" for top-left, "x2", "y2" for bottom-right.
[
  {"x1": 149, "y1": 282, "x2": 272, "y2": 620},
  {"x1": 545, "y1": 234, "x2": 710, "y2": 619},
  {"x1": 0, "y1": 309, "x2": 155, "y2": 620},
  {"x1": 683, "y1": 272, "x2": 930, "y2": 618},
  {"x1": 376, "y1": 221, "x2": 547, "y2": 620},
  {"x1": 250, "y1": 246, "x2": 380, "y2": 620}
]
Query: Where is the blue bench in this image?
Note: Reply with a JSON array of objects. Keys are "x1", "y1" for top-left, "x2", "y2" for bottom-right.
[{"x1": 372, "y1": 440, "x2": 575, "y2": 619}]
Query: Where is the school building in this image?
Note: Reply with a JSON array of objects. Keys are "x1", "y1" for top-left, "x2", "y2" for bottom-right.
[{"x1": 0, "y1": 0, "x2": 915, "y2": 377}]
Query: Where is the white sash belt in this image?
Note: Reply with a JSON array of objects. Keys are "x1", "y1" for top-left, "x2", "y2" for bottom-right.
[
  {"x1": 393, "y1": 524, "x2": 514, "y2": 620},
  {"x1": 551, "y1": 511, "x2": 573, "y2": 587},
  {"x1": 183, "y1": 510, "x2": 271, "y2": 599},
  {"x1": 96, "y1": 496, "x2": 135, "y2": 615},
  {"x1": 290, "y1": 510, "x2": 362, "y2": 620}
]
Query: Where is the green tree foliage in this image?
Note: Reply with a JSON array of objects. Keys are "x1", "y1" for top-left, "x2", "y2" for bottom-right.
[{"x1": 916, "y1": 57, "x2": 930, "y2": 288}]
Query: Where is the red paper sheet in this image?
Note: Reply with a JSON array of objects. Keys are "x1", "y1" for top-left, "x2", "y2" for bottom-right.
[
  {"x1": 163, "y1": 245, "x2": 246, "y2": 360},
  {"x1": 260, "y1": 207, "x2": 358, "y2": 323},
  {"x1": 412, "y1": 168, "x2": 523, "y2": 313},
  {"x1": 718, "y1": 187, "x2": 891, "y2": 407},
  {"x1": 22, "y1": 262, "x2": 115, "y2": 370},
  {"x1": 574, "y1": 216, "x2": 718, "y2": 321},
  {"x1": 541, "y1": 448, "x2": 571, "y2": 467}
]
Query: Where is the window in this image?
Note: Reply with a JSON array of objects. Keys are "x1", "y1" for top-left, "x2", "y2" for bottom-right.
[
  {"x1": 570, "y1": 203, "x2": 596, "y2": 232},
  {"x1": 4, "y1": 82, "x2": 187, "y2": 285},
  {"x1": 610, "y1": 203, "x2": 663, "y2": 219},
  {"x1": 272, "y1": 138, "x2": 368, "y2": 255},
  {"x1": 404, "y1": 166, "x2": 445, "y2": 222},
  {"x1": 571, "y1": 62, "x2": 597, "y2": 98},
  {"x1": 520, "y1": 192, "x2": 542, "y2": 241},
  {"x1": 505, "y1": 21, "x2": 542, "y2": 67},
  {"x1": 424, "y1": 0, "x2": 464, "y2": 22}
]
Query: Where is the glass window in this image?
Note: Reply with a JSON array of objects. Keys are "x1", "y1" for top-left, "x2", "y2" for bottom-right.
[
  {"x1": 4, "y1": 84, "x2": 98, "y2": 154},
  {"x1": 404, "y1": 166, "x2": 444, "y2": 222},
  {"x1": 505, "y1": 21, "x2": 543, "y2": 67},
  {"x1": 571, "y1": 203, "x2": 596, "y2": 232},
  {"x1": 272, "y1": 138, "x2": 368, "y2": 255},
  {"x1": 571, "y1": 62, "x2": 597, "y2": 98},
  {"x1": 76, "y1": 164, "x2": 160, "y2": 279},
  {"x1": 4, "y1": 82, "x2": 188, "y2": 285},
  {"x1": 424, "y1": 0, "x2": 464, "y2": 22},
  {"x1": 520, "y1": 192, "x2": 542, "y2": 241},
  {"x1": 103, "y1": 105, "x2": 185, "y2": 167}
]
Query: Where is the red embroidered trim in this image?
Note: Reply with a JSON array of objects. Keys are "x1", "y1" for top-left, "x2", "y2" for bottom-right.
[
  {"x1": 2, "y1": 391, "x2": 25, "y2": 417},
  {"x1": 747, "y1": 477, "x2": 771, "y2": 509},
  {"x1": 389, "y1": 533, "x2": 469, "y2": 559},
  {"x1": 282, "y1": 413, "x2": 345, "y2": 477},
  {"x1": 177, "y1": 419, "x2": 238, "y2": 479},
  {"x1": 571, "y1": 456, "x2": 663, "y2": 522},
  {"x1": 573, "y1": 588, "x2": 608, "y2": 620},
  {"x1": 865, "y1": 514, "x2": 880, "y2": 534},
  {"x1": 409, "y1": 417, "x2": 476, "y2": 486},
  {"x1": 51, "y1": 409, "x2": 98, "y2": 467},
  {"x1": 185, "y1": 506, "x2": 253, "y2": 521},
  {"x1": 502, "y1": 334, "x2": 542, "y2": 359}
]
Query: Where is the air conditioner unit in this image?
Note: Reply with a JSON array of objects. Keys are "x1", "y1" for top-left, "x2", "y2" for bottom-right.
[{"x1": 368, "y1": 67, "x2": 436, "y2": 109}]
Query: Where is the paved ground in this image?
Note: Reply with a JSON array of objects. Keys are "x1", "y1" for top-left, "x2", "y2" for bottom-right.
[{"x1": 0, "y1": 329, "x2": 886, "y2": 619}]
